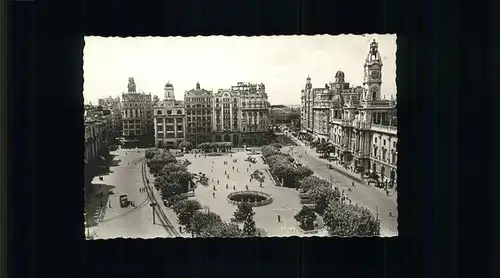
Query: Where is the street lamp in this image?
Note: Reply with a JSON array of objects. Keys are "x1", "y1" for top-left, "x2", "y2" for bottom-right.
[{"x1": 150, "y1": 202, "x2": 158, "y2": 224}]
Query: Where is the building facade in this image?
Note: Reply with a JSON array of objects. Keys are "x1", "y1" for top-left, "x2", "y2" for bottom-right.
[
  {"x1": 98, "y1": 96, "x2": 122, "y2": 138},
  {"x1": 215, "y1": 82, "x2": 270, "y2": 146},
  {"x1": 300, "y1": 39, "x2": 398, "y2": 184},
  {"x1": 181, "y1": 81, "x2": 271, "y2": 147},
  {"x1": 121, "y1": 77, "x2": 154, "y2": 145},
  {"x1": 153, "y1": 82, "x2": 186, "y2": 148},
  {"x1": 184, "y1": 82, "x2": 214, "y2": 145},
  {"x1": 84, "y1": 121, "x2": 108, "y2": 166}
]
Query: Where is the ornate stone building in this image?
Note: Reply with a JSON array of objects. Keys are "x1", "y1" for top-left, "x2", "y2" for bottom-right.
[
  {"x1": 224, "y1": 82, "x2": 270, "y2": 146},
  {"x1": 184, "y1": 82, "x2": 214, "y2": 145},
  {"x1": 153, "y1": 82, "x2": 186, "y2": 148},
  {"x1": 181, "y1": 81, "x2": 270, "y2": 147},
  {"x1": 98, "y1": 96, "x2": 122, "y2": 138},
  {"x1": 121, "y1": 77, "x2": 154, "y2": 145},
  {"x1": 300, "y1": 39, "x2": 398, "y2": 185}
]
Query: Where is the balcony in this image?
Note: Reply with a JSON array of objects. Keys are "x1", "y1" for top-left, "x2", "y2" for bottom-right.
[
  {"x1": 354, "y1": 122, "x2": 371, "y2": 130},
  {"x1": 370, "y1": 124, "x2": 397, "y2": 135},
  {"x1": 330, "y1": 118, "x2": 343, "y2": 125},
  {"x1": 342, "y1": 119, "x2": 353, "y2": 127},
  {"x1": 363, "y1": 100, "x2": 396, "y2": 108}
]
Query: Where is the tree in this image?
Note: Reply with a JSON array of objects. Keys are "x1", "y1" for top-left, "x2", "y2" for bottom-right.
[
  {"x1": 189, "y1": 211, "x2": 223, "y2": 236},
  {"x1": 299, "y1": 176, "x2": 330, "y2": 192},
  {"x1": 178, "y1": 140, "x2": 193, "y2": 151},
  {"x1": 199, "y1": 221, "x2": 242, "y2": 237},
  {"x1": 323, "y1": 202, "x2": 380, "y2": 236},
  {"x1": 145, "y1": 148, "x2": 159, "y2": 159},
  {"x1": 172, "y1": 199, "x2": 203, "y2": 228},
  {"x1": 232, "y1": 202, "x2": 255, "y2": 222},
  {"x1": 295, "y1": 165, "x2": 313, "y2": 180},
  {"x1": 307, "y1": 185, "x2": 340, "y2": 215},
  {"x1": 147, "y1": 150, "x2": 177, "y2": 176},
  {"x1": 261, "y1": 145, "x2": 280, "y2": 158},
  {"x1": 242, "y1": 216, "x2": 257, "y2": 237},
  {"x1": 294, "y1": 206, "x2": 317, "y2": 230},
  {"x1": 159, "y1": 180, "x2": 187, "y2": 199}
]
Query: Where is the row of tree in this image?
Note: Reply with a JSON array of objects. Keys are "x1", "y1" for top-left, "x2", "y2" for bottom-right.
[
  {"x1": 145, "y1": 148, "x2": 194, "y2": 202},
  {"x1": 197, "y1": 142, "x2": 233, "y2": 153},
  {"x1": 261, "y1": 145, "x2": 313, "y2": 188},
  {"x1": 262, "y1": 144, "x2": 380, "y2": 236},
  {"x1": 298, "y1": 175, "x2": 380, "y2": 236},
  {"x1": 171, "y1": 199, "x2": 260, "y2": 237}
]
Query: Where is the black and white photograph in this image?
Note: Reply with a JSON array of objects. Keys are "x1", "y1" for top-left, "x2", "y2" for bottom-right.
[{"x1": 83, "y1": 34, "x2": 398, "y2": 239}]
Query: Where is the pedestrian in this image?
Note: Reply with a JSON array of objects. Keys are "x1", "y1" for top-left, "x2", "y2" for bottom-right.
[
  {"x1": 179, "y1": 226, "x2": 183, "y2": 233},
  {"x1": 217, "y1": 180, "x2": 219, "y2": 185},
  {"x1": 100, "y1": 200, "x2": 104, "y2": 208},
  {"x1": 277, "y1": 214, "x2": 281, "y2": 222},
  {"x1": 233, "y1": 185, "x2": 236, "y2": 190},
  {"x1": 232, "y1": 166, "x2": 234, "y2": 170},
  {"x1": 349, "y1": 199, "x2": 352, "y2": 205},
  {"x1": 226, "y1": 184, "x2": 228, "y2": 189},
  {"x1": 388, "y1": 209, "x2": 393, "y2": 217},
  {"x1": 213, "y1": 192, "x2": 216, "y2": 198},
  {"x1": 109, "y1": 201, "x2": 112, "y2": 208},
  {"x1": 213, "y1": 185, "x2": 216, "y2": 191},
  {"x1": 260, "y1": 182, "x2": 263, "y2": 188},
  {"x1": 245, "y1": 185, "x2": 249, "y2": 191},
  {"x1": 352, "y1": 181, "x2": 355, "y2": 187},
  {"x1": 224, "y1": 170, "x2": 227, "y2": 174}
]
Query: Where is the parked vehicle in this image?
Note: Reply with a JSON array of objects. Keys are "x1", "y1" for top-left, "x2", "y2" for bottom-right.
[{"x1": 119, "y1": 195, "x2": 129, "y2": 208}]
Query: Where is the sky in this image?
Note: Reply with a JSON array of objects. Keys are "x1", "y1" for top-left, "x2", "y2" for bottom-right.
[{"x1": 83, "y1": 34, "x2": 397, "y2": 106}]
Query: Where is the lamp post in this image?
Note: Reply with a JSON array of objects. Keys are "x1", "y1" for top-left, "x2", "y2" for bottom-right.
[{"x1": 150, "y1": 202, "x2": 158, "y2": 224}]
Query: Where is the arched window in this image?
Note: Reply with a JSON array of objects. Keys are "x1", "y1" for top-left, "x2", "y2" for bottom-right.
[
  {"x1": 177, "y1": 110, "x2": 182, "y2": 115},
  {"x1": 156, "y1": 110, "x2": 162, "y2": 115}
]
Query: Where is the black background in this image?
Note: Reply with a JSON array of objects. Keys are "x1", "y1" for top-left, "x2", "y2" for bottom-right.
[{"x1": 10, "y1": 0, "x2": 496, "y2": 277}]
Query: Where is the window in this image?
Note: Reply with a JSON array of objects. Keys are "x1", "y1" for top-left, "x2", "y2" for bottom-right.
[
  {"x1": 383, "y1": 139, "x2": 386, "y2": 146},
  {"x1": 177, "y1": 110, "x2": 182, "y2": 115},
  {"x1": 374, "y1": 137, "x2": 377, "y2": 143},
  {"x1": 393, "y1": 141, "x2": 396, "y2": 148},
  {"x1": 156, "y1": 110, "x2": 162, "y2": 115}
]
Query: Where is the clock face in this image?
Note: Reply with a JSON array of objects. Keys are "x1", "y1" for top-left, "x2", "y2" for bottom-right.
[
  {"x1": 371, "y1": 70, "x2": 380, "y2": 80},
  {"x1": 370, "y1": 86, "x2": 379, "y2": 93}
]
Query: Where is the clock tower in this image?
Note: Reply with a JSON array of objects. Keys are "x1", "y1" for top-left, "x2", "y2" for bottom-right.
[{"x1": 363, "y1": 39, "x2": 383, "y2": 101}]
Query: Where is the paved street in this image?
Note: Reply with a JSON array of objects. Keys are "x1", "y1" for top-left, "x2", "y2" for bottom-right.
[
  {"x1": 185, "y1": 151, "x2": 326, "y2": 237},
  {"x1": 286, "y1": 136, "x2": 398, "y2": 236},
  {"x1": 85, "y1": 148, "x2": 174, "y2": 239}
]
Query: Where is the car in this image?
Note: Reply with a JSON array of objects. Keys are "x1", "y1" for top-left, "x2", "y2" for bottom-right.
[{"x1": 119, "y1": 195, "x2": 129, "y2": 208}]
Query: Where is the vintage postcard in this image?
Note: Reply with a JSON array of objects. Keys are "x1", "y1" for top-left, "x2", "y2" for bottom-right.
[{"x1": 83, "y1": 34, "x2": 398, "y2": 239}]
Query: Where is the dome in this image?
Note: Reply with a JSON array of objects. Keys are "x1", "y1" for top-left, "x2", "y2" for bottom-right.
[
  {"x1": 165, "y1": 82, "x2": 173, "y2": 88},
  {"x1": 335, "y1": 70, "x2": 345, "y2": 79}
]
